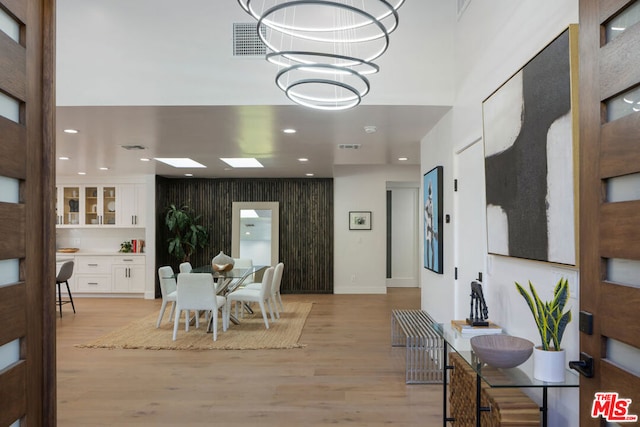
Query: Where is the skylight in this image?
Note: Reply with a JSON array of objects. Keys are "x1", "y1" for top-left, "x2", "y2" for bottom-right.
[
  {"x1": 154, "y1": 158, "x2": 206, "y2": 168},
  {"x1": 220, "y1": 158, "x2": 264, "y2": 168}
]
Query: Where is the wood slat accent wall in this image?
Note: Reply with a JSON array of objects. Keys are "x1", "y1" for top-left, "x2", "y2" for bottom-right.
[{"x1": 155, "y1": 177, "x2": 334, "y2": 295}]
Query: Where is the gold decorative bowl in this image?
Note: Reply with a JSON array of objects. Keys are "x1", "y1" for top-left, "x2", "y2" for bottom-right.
[
  {"x1": 470, "y1": 335, "x2": 534, "y2": 369},
  {"x1": 212, "y1": 263, "x2": 233, "y2": 272}
]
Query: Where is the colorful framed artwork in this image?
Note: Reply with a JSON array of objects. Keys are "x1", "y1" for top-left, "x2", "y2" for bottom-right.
[
  {"x1": 424, "y1": 166, "x2": 443, "y2": 273},
  {"x1": 349, "y1": 211, "x2": 372, "y2": 230}
]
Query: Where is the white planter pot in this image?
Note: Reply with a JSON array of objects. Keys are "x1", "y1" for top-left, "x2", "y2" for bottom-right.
[{"x1": 533, "y1": 347, "x2": 566, "y2": 382}]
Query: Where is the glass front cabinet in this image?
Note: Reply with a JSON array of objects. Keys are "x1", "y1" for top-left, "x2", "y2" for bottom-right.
[
  {"x1": 84, "y1": 185, "x2": 117, "y2": 226},
  {"x1": 56, "y1": 185, "x2": 81, "y2": 226}
]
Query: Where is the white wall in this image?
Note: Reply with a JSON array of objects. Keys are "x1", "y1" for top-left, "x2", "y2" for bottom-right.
[
  {"x1": 421, "y1": 1, "x2": 580, "y2": 425},
  {"x1": 334, "y1": 165, "x2": 420, "y2": 294},
  {"x1": 56, "y1": 0, "x2": 455, "y2": 107}
]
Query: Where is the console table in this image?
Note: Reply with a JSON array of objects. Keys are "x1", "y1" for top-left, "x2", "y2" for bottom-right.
[{"x1": 432, "y1": 323, "x2": 579, "y2": 427}]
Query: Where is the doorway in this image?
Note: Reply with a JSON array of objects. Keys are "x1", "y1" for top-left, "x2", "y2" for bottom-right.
[{"x1": 386, "y1": 182, "x2": 419, "y2": 288}]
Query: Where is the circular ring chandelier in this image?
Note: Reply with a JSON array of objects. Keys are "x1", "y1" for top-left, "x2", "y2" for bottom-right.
[{"x1": 238, "y1": 0, "x2": 405, "y2": 110}]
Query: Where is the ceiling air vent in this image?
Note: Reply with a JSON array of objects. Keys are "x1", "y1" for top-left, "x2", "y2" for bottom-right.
[
  {"x1": 338, "y1": 144, "x2": 361, "y2": 150},
  {"x1": 233, "y1": 23, "x2": 267, "y2": 57},
  {"x1": 120, "y1": 145, "x2": 146, "y2": 150}
]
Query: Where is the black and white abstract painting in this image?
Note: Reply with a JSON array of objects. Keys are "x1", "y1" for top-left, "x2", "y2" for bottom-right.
[{"x1": 483, "y1": 28, "x2": 576, "y2": 265}]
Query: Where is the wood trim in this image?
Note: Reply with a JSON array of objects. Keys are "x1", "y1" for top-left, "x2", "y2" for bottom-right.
[
  {"x1": 0, "y1": 30, "x2": 26, "y2": 101},
  {"x1": 579, "y1": 1, "x2": 605, "y2": 424},
  {"x1": 0, "y1": 0, "x2": 27, "y2": 24},
  {"x1": 600, "y1": 0, "x2": 636, "y2": 23},
  {"x1": 599, "y1": 201, "x2": 640, "y2": 259},
  {"x1": 600, "y1": 281, "x2": 640, "y2": 348},
  {"x1": 0, "y1": 283, "x2": 26, "y2": 346},
  {"x1": 600, "y1": 360, "x2": 640, "y2": 407},
  {"x1": 600, "y1": 23, "x2": 640, "y2": 100},
  {"x1": 0, "y1": 361, "x2": 27, "y2": 427},
  {"x1": 600, "y1": 113, "x2": 640, "y2": 177},
  {"x1": 0, "y1": 202, "x2": 26, "y2": 259},
  {"x1": 0, "y1": 116, "x2": 26, "y2": 179},
  {"x1": 41, "y1": 0, "x2": 57, "y2": 423}
]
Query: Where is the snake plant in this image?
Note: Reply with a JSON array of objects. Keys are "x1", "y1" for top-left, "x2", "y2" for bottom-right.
[{"x1": 515, "y1": 278, "x2": 572, "y2": 351}]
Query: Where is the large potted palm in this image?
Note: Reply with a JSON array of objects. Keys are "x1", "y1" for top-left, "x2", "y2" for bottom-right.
[
  {"x1": 515, "y1": 278, "x2": 572, "y2": 382},
  {"x1": 164, "y1": 204, "x2": 209, "y2": 262}
]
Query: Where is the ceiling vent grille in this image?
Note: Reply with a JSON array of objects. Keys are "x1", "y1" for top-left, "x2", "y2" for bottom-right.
[
  {"x1": 121, "y1": 144, "x2": 146, "y2": 150},
  {"x1": 233, "y1": 23, "x2": 267, "y2": 57},
  {"x1": 338, "y1": 144, "x2": 361, "y2": 150}
]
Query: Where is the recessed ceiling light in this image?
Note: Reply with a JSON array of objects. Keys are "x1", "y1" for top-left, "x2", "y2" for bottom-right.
[
  {"x1": 58, "y1": 156, "x2": 69, "y2": 160},
  {"x1": 398, "y1": 157, "x2": 408, "y2": 161},
  {"x1": 63, "y1": 129, "x2": 79, "y2": 134},
  {"x1": 99, "y1": 167, "x2": 109, "y2": 170},
  {"x1": 155, "y1": 158, "x2": 206, "y2": 168},
  {"x1": 283, "y1": 128, "x2": 296, "y2": 134},
  {"x1": 220, "y1": 158, "x2": 264, "y2": 168},
  {"x1": 77, "y1": 172, "x2": 86, "y2": 175},
  {"x1": 364, "y1": 125, "x2": 377, "y2": 134},
  {"x1": 140, "y1": 158, "x2": 151, "y2": 162},
  {"x1": 298, "y1": 158, "x2": 309, "y2": 162},
  {"x1": 184, "y1": 173, "x2": 193, "y2": 177},
  {"x1": 245, "y1": 231, "x2": 251, "y2": 235},
  {"x1": 306, "y1": 173, "x2": 315, "y2": 177}
]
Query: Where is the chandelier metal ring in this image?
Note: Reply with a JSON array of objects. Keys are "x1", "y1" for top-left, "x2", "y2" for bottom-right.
[
  {"x1": 255, "y1": 0, "x2": 398, "y2": 41},
  {"x1": 285, "y1": 79, "x2": 362, "y2": 111},
  {"x1": 275, "y1": 63, "x2": 370, "y2": 111},
  {"x1": 266, "y1": 51, "x2": 380, "y2": 75},
  {"x1": 240, "y1": 0, "x2": 403, "y2": 35}
]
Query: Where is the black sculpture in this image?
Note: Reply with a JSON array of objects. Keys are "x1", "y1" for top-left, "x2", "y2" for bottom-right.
[{"x1": 467, "y1": 280, "x2": 489, "y2": 326}]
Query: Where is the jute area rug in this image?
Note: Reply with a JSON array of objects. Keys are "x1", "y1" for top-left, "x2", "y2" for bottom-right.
[{"x1": 76, "y1": 301, "x2": 312, "y2": 351}]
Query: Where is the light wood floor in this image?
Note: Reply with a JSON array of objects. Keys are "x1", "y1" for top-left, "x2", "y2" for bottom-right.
[{"x1": 56, "y1": 288, "x2": 442, "y2": 426}]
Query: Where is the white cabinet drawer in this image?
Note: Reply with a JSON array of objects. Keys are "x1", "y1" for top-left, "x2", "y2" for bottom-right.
[
  {"x1": 76, "y1": 257, "x2": 111, "y2": 274},
  {"x1": 77, "y1": 276, "x2": 111, "y2": 292},
  {"x1": 112, "y1": 255, "x2": 145, "y2": 265}
]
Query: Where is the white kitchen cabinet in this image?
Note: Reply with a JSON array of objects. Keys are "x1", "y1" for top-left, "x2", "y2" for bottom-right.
[
  {"x1": 74, "y1": 256, "x2": 111, "y2": 293},
  {"x1": 56, "y1": 182, "x2": 146, "y2": 228},
  {"x1": 73, "y1": 254, "x2": 145, "y2": 294},
  {"x1": 112, "y1": 256, "x2": 146, "y2": 292},
  {"x1": 117, "y1": 184, "x2": 145, "y2": 227}
]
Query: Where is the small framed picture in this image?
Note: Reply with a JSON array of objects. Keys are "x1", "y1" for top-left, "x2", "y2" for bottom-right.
[{"x1": 349, "y1": 211, "x2": 372, "y2": 230}]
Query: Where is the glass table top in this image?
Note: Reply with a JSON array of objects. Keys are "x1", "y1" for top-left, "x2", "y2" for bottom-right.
[{"x1": 432, "y1": 322, "x2": 580, "y2": 388}]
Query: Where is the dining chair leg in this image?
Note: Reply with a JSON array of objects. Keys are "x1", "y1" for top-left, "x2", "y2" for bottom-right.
[
  {"x1": 65, "y1": 280, "x2": 76, "y2": 313},
  {"x1": 57, "y1": 282, "x2": 63, "y2": 318},
  {"x1": 156, "y1": 300, "x2": 168, "y2": 328},
  {"x1": 258, "y1": 301, "x2": 269, "y2": 329},
  {"x1": 212, "y1": 309, "x2": 218, "y2": 341},
  {"x1": 172, "y1": 309, "x2": 180, "y2": 341}
]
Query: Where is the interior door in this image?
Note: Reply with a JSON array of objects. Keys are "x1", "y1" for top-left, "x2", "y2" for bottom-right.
[
  {"x1": 0, "y1": 0, "x2": 56, "y2": 425},
  {"x1": 453, "y1": 138, "x2": 486, "y2": 319},
  {"x1": 579, "y1": 0, "x2": 640, "y2": 424}
]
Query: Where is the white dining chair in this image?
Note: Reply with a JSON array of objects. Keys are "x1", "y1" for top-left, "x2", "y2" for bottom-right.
[
  {"x1": 245, "y1": 262, "x2": 284, "y2": 319},
  {"x1": 179, "y1": 262, "x2": 193, "y2": 273},
  {"x1": 173, "y1": 273, "x2": 227, "y2": 341},
  {"x1": 156, "y1": 266, "x2": 177, "y2": 328},
  {"x1": 226, "y1": 266, "x2": 274, "y2": 329}
]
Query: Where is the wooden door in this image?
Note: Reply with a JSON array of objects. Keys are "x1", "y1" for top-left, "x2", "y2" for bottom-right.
[
  {"x1": 0, "y1": 0, "x2": 56, "y2": 425},
  {"x1": 579, "y1": 0, "x2": 640, "y2": 424}
]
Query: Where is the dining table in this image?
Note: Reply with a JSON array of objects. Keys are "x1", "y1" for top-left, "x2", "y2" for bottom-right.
[{"x1": 186, "y1": 264, "x2": 267, "y2": 330}]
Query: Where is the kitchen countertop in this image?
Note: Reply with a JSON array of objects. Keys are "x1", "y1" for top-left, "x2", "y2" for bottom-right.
[{"x1": 56, "y1": 251, "x2": 146, "y2": 257}]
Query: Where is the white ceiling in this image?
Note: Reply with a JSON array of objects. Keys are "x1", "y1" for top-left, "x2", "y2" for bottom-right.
[{"x1": 55, "y1": 1, "x2": 455, "y2": 179}]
